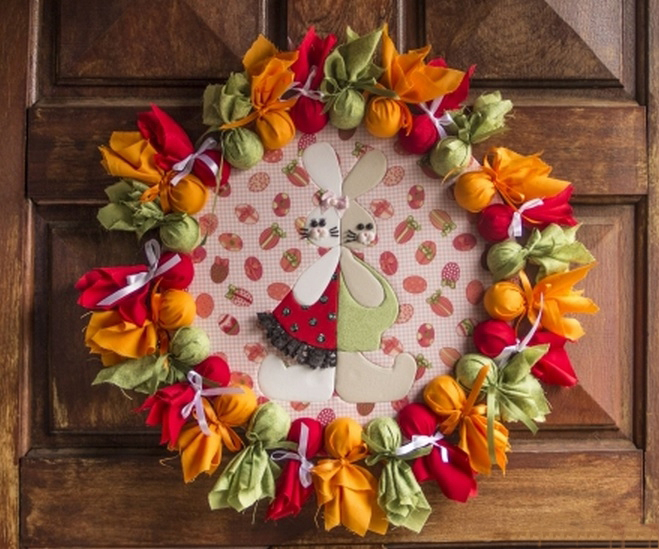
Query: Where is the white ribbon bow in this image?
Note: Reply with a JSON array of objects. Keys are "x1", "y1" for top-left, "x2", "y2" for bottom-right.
[
  {"x1": 395, "y1": 432, "x2": 449, "y2": 463},
  {"x1": 508, "y1": 198, "x2": 545, "y2": 239},
  {"x1": 270, "y1": 423, "x2": 314, "y2": 488},
  {"x1": 289, "y1": 67, "x2": 324, "y2": 101},
  {"x1": 319, "y1": 190, "x2": 349, "y2": 213},
  {"x1": 418, "y1": 96, "x2": 454, "y2": 140},
  {"x1": 495, "y1": 294, "x2": 545, "y2": 365},
  {"x1": 96, "y1": 240, "x2": 181, "y2": 308},
  {"x1": 180, "y1": 370, "x2": 244, "y2": 436},
  {"x1": 170, "y1": 137, "x2": 220, "y2": 186}
]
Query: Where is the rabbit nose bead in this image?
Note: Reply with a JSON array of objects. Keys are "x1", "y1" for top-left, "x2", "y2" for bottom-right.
[
  {"x1": 358, "y1": 231, "x2": 375, "y2": 245},
  {"x1": 311, "y1": 227, "x2": 328, "y2": 240}
]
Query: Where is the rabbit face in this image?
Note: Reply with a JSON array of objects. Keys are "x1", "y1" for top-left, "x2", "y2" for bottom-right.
[
  {"x1": 341, "y1": 202, "x2": 377, "y2": 250},
  {"x1": 298, "y1": 206, "x2": 341, "y2": 248}
]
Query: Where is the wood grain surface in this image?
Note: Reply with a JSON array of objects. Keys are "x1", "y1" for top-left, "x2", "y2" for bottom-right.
[{"x1": 7, "y1": 0, "x2": 659, "y2": 547}]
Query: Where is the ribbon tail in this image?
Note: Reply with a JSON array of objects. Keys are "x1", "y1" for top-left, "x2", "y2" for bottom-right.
[
  {"x1": 500, "y1": 394, "x2": 539, "y2": 435},
  {"x1": 486, "y1": 385, "x2": 497, "y2": 467}
]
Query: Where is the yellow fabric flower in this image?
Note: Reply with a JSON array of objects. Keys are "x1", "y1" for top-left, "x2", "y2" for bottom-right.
[
  {"x1": 454, "y1": 147, "x2": 571, "y2": 213},
  {"x1": 84, "y1": 310, "x2": 158, "y2": 366},
  {"x1": 312, "y1": 418, "x2": 388, "y2": 536},
  {"x1": 424, "y1": 371, "x2": 510, "y2": 475},
  {"x1": 172, "y1": 385, "x2": 257, "y2": 483},
  {"x1": 484, "y1": 267, "x2": 599, "y2": 341},
  {"x1": 365, "y1": 25, "x2": 464, "y2": 138},
  {"x1": 222, "y1": 36, "x2": 299, "y2": 150}
]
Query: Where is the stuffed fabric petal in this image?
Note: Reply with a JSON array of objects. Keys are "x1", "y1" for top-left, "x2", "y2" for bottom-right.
[
  {"x1": 138, "y1": 356, "x2": 230, "y2": 445},
  {"x1": 173, "y1": 385, "x2": 257, "y2": 483},
  {"x1": 100, "y1": 132, "x2": 163, "y2": 185},
  {"x1": 363, "y1": 417, "x2": 431, "y2": 532},
  {"x1": 529, "y1": 330, "x2": 578, "y2": 386},
  {"x1": 312, "y1": 418, "x2": 388, "y2": 536},
  {"x1": 267, "y1": 418, "x2": 324, "y2": 520},
  {"x1": 397, "y1": 403, "x2": 477, "y2": 502},
  {"x1": 424, "y1": 375, "x2": 510, "y2": 475},
  {"x1": 208, "y1": 401, "x2": 291, "y2": 511},
  {"x1": 84, "y1": 310, "x2": 158, "y2": 366},
  {"x1": 76, "y1": 265, "x2": 150, "y2": 325}
]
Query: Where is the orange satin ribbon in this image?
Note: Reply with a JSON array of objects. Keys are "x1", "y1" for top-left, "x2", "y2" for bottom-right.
[
  {"x1": 312, "y1": 418, "x2": 388, "y2": 536},
  {"x1": 424, "y1": 370, "x2": 510, "y2": 475},
  {"x1": 172, "y1": 385, "x2": 257, "y2": 483},
  {"x1": 365, "y1": 25, "x2": 464, "y2": 138},
  {"x1": 84, "y1": 310, "x2": 158, "y2": 366},
  {"x1": 484, "y1": 267, "x2": 599, "y2": 341},
  {"x1": 455, "y1": 147, "x2": 571, "y2": 213}
]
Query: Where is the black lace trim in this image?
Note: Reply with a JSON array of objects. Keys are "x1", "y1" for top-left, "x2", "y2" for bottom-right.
[{"x1": 257, "y1": 312, "x2": 337, "y2": 369}]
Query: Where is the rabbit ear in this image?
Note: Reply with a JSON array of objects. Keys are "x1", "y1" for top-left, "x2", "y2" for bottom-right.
[
  {"x1": 343, "y1": 149, "x2": 387, "y2": 198},
  {"x1": 301, "y1": 142, "x2": 343, "y2": 195}
]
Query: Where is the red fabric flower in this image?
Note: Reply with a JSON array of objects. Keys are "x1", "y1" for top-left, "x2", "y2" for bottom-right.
[
  {"x1": 138, "y1": 356, "x2": 231, "y2": 445},
  {"x1": 473, "y1": 319, "x2": 517, "y2": 358},
  {"x1": 76, "y1": 252, "x2": 194, "y2": 326},
  {"x1": 520, "y1": 185, "x2": 578, "y2": 228},
  {"x1": 397, "y1": 402, "x2": 477, "y2": 502},
  {"x1": 396, "y1": 62, "x2": 475, "y2": 155},
  {"x1": 289, "y1": 27, "x2": 337, "y2": 134},
  {"x1": 267, "y1": 417, "x2": 324, "y2": 520},
  {"x1": 137, "y1": 105, "x2": 230, "y2": 188},
  {"x1": 528, "y1": 330, "x2": 577, "y2": 387}
]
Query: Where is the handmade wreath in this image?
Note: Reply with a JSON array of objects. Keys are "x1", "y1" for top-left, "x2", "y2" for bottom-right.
[{"x1": 77, "y1": 26, "x2": 598, "y2": 536}]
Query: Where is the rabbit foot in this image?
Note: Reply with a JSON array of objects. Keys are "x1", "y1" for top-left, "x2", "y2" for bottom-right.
[
  {"x1": 334, "y1": 351, "x2": 416, "y2": 403},
  {"x1": 258, "y1": 353, "x2": 336, "y2": 402}
]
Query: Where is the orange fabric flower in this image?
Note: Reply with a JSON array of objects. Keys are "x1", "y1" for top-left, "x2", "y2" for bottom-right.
[
  {"x1": 454, "y1": 147, "x2": 571, "y2": 213},
  {"x1": 484, "y1": 267, "x2": 599, "y2": 341},
  {"x1": 423, "y1": 371, "x2": 510, "y2": 475},
  {"x1": 312, "y1": 418, "x2": 388, "y2": 536},
  {"x1": 172, "y1": 385, "x2": 257, "y2": 483},
  {"x1": 365, "y1": 25, "x2": 464, "y2": 138},
  {"x1": 222, "y1": 36, "x2": 299, "y2": 150},
  {"x1": 84, "y1": 310, "x2": 158, "y2": 366},
  {"x1": 100, "y1": 131, "x2": 208, "y2": 215}
]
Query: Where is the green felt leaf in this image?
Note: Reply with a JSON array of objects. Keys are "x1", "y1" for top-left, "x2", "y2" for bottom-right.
[
  {"x1": 470, "y1": 91, "x2": 513, "y2": 144},
  {"x1": 526, "y1": 224, "x2": 595, "y2": 280},
  {"x1": 503, "y1": 344, "x2": 549, "y2": 384},
  {"x1": 322, "y1": 27, "x2": 383, "y2": 96},
  {"x1": 362, "y1": 417, "x2": 431, "y2": 532},
  {"x1": 91, "y1": 354, "x2": 170, "y2": 394},
  {"x1": 203, "y1": 73, "x2": 253, "y2": 127},
  {"x1": 208, "y1": 402, "x2": 290, "y2": 512}
]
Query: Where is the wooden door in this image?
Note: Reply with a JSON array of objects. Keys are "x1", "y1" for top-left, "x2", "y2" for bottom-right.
[{"x1": 2, "y1": 0, "x2": 658, "y2": 546}]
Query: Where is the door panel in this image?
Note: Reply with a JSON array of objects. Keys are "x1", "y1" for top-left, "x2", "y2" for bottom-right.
[{"x1": 15, "y1": 0, "x2": 659, "y2": 546}]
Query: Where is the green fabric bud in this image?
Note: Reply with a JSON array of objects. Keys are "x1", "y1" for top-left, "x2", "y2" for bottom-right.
[
  {"x1": 429, "y1": 136, "x2": 472, "y2": 177},
  {"x1": 455, "y1": 354, "x2": 497, "y2": 391},
  {"x1": 208, "y1": 401, "x2": 290, "y2": 511},
  {"x1": 328, "y1": 88, "x2": 366, "y2": 129},
  {"x1": 487, "y1": 240, "x2": 529, "y2": 281},
  {"x1": 203, "y1": 73, "x2": 252, "y2": 127},
  {"x1": 470, "y1": 91, "x2": 513, "y2": 144},
  {"x1": 169, "y1": 326, "x2": 210, "y2": 367},
  {"x1": 222, "y1": 127, "x2": 264, "y2": 170},
  {"x1": 159, "y1": 214, "x2": 200, "y2": 253},
  {"x1": 363, "y1": 417, "x2": 431, "y2": 533}
]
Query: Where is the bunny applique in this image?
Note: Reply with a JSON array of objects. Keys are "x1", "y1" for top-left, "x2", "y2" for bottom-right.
[{"x1": 257, "y1": 142, "x2": 416, "y2": 403}]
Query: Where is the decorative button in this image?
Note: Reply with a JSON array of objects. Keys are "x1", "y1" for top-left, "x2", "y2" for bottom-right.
[
  {"x1": 328, "y1": 312, "x2": 337, "y2": 321},
  {"x1": 319, "y1": 295, "x2": 329, "y2": 304},
  {"x1": 282, "y1": 308, "x2": 291, "y2": 316},
  {"x1": 317, "y1": 334, "x2": 326, "y2": 343},
  {"x1": 290, "y1": 323, "x2": 299, "y2": 332},
  {"x1": 309, "y1": 318, "x2": 318, "y2": 326}
]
